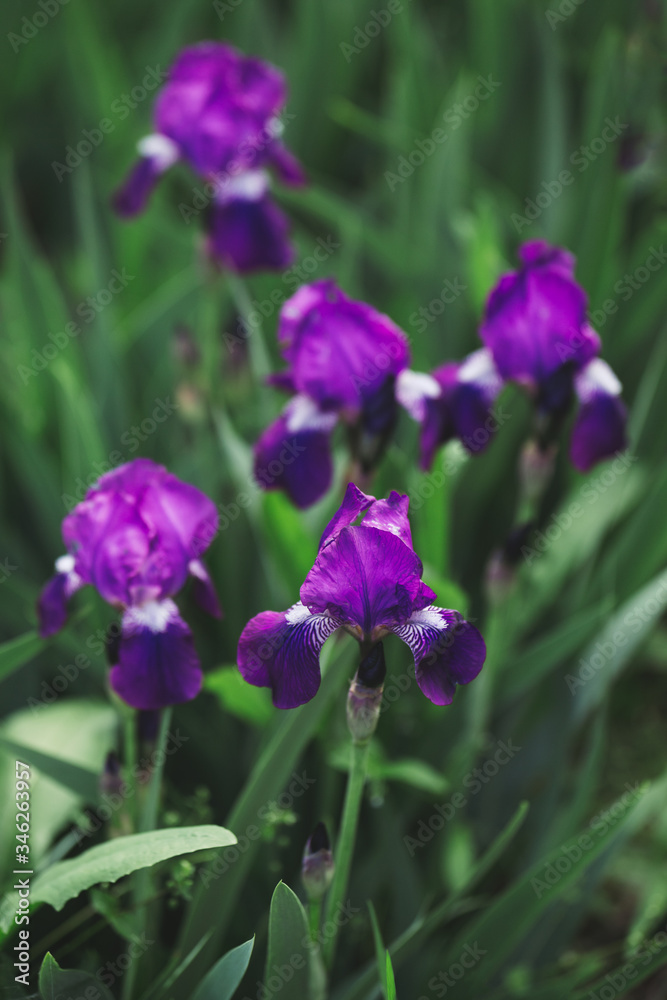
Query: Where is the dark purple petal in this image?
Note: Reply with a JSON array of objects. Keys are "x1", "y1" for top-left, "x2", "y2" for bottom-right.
[
  {"x1": 254, "y1": 398, "x2": 337, "y2": 509},
  {"x1": 277, "y1": 279, "x2": 410, "y2": 412},
  {"x1": 237, "y1": 603, "x2": 340, "y2": 708},
  {"x1": 570, "y1": 359, "x2": 628, "y2": 472},
  {"x1": 188, "y1": 559, "x2": 222, "y2": 618},
  {"x1": 480, "y1": 242, "x2": 598, "y2": 385},
  {"x1": 110, "y1": 601, "x2": 202, "y2": 710},
  {"x1": 391, "y1": 607, "x2": 486, "y2": 705},
  {"x1": 318, "y1": 482, "x2": 375, "y2": 550},
  {"x1": 112, "y1": 136, "x2": 179, "y2": 218},
  {"x1": 301, "y1": 525, "x2": 423, "y2": 634},
  {"x1": 209, "y1": 187, "x2": 294, "y2": 273},
  {"x1": 37, "y1": 559, "x2": 84, "y2": 638}
]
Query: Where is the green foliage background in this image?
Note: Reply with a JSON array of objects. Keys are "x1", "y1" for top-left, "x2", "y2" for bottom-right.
[{"x1": 1, "y1": 0, "x2": 667, "y2": 997}]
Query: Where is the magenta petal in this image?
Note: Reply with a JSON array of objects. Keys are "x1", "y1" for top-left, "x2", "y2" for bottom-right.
[
  {"x1": 270, "y1": 142, "x2": 307, "y2": 186},
  {"x1": 188, "y1": 559, "x2": 222, "y2": 618},
  {"x1": 392, "y1": 607, "x2": 486, "y2": 706},
  {"x1": 209, "y1": 191, "x2": 294, "y2": 273},
  {"x1": 110, "y1": 602, "x2": 202, "y2": 710},
  {"x1": 361, "y1": 492, "x2": 413, "y2": 548},
  {"x1": 237, "y1": 604, "x2": 340, "y2": 709}
]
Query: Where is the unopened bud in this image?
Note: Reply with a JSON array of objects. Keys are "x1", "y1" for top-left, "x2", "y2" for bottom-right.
[
  {"x1": 302, "y1": 822, "x2": 335, "y2": 902},
  {"x1": 99, "y1": 751, "x2": 122, "y2": 798},
  {"x1": 347, "y1": 643, "x2": 386, "y2": 744}
]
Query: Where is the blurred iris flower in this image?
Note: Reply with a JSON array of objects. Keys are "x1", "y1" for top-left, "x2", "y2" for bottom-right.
[
  {"x1": 237, "y1": 483, "x2": 486, "y2": 708},
  {"x1": 113, "y1": 41, "x2": 305, "y2": 272},
  {"x1": 37, "y1": 459, "x2": 220, "y2": 710},
  {"x1": 480, "y1": 240, "x2": 628, "y2": 470}
]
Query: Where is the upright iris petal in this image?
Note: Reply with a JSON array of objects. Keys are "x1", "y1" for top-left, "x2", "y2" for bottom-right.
[
  {"x1": 238, "y1": 483, "x2": 486, "y2": 709},
  {"x1": 113, "y1": 41, "x2": 304, "y2": 273},
  {"x1": 37, "y1": 459, "x2": 220, "y2": 710}
]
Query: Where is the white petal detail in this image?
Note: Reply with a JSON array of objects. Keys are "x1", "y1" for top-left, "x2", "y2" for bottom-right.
[
  {"x1": 574, "y1": 358, "x2": 622, "y2": 403},
  {"x1": 285, "y1": 394, "x2": 339, "y2": 434},
  {"x1": 137, "y1": 133, "x2": 180, "y2": 170},
  {"x1": 395, "y1": 369, "x2": 441, "y2": 422},
  {"x1": 124, "y1": 599, "x2": 178, "y2": 634}
]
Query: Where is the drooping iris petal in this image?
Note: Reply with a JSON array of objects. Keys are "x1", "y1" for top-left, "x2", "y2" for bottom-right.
[
  {"x1": 237, "y1": 603, "x2": 341, "y2": 708},
  {"x1": 188, "y1": 559, "x2": 222, "y2": 618},
  {"x1": 254, "y1": 396, "x2": 338, "y2": 509},
  {"x1": 110, "y1": 601, "x2": 202, "y2": 711},
  {"x1": 37, "y1": 556, "x2": 84, "y2": 638},
  {"x1": 480, "y1": 241, "x2": 599, "y2": 385},
  {"x1": 277, "y1": 279, "x2": 410, "y2": 412},
  {"x1": 391, "y1": 607, "x2": 486, "y2": 705},
  {"x1": 570, "y1": 359, "x2": 628, "y2": 472},
  {"x1": 301, "y1": 525, "x2": 423, "y2": 634},
  {"x1": 113, "y1": 135, "x2": 180, "y2": 217},
  {"x1": 209, "y1": 177, "x2": 294, "y2": 273}
]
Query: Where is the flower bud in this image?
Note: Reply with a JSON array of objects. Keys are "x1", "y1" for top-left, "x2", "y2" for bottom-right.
[
  {"x1": 302, "y1": 822, "x2": 335, "y2": 902},
  {"x1": 99, "y1": 751, "x2": 122, "y2": 799},
  {"x1": 347, "y1": 643, "x2": 386, "y2": 744}
]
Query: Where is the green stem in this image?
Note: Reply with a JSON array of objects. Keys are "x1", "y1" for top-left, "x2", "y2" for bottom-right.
[
  {"x1": 309, "y1": 898, "x2": 322, "y2": 943},
  {"x1": 322, "y1": 740, "x2": 370, "y2": 970},
  {"x1": 121, "y1": 707, "x2": 172, "y2": 1000},
  {"x1": 123, "y1": 710, "x2": 137, "y2": 832},
  {"x1": 226, "y1": 271, "x2": 271, "y2": 387}
]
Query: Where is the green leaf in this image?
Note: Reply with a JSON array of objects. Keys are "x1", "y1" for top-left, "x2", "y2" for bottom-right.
[
  {"x1": 1, "y1": 825, "x2": 236, "y2": 930},
  {"x1": 192, "y1": 937, "x2": 255, "y2": 1000},
  {"x1": 204, "y1": 666, "x2": 274, "y2": 727},
  {"x1": 573, "y1": 567, "x2": 667, "y2": 721},
  {"x1": 328, "y1": 742, "x2": 449, "y2": 796},
  {"x1": 0, "y1": 631, "x2": 44, "y2": 684},
  {"x1": 385, "y1": 952, "x2": 397, "y2": 1000},
  {"x1": 266, "y1": 882, "x2": 324, "y2": 1000},
  {"x1": 0, "y1": 736, "x2": 100, "y2": 801},
  {"x1": 39, "y1": 952, "x2": 114, "y2": 1000},
  {"x1": 368, "y1": 901, "x2": 396, "y2": 1000}
]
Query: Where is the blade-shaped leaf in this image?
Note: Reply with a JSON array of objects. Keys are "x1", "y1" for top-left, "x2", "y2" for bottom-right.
[
  {"x1": 39, "y1": 952, "x2": 114, "y2": 1000},
  {"x1": 192, "y1": 937, "x2": 255, "y2": 1000}
]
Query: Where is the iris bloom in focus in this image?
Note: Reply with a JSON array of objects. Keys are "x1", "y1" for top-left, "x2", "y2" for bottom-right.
[
  {"x1": 113, "y1": 42, "x2": 305, "y2": 273},
  {"x1": 480, "y1": 240, "x2": 628, "y2": 471},
  {"x1": 237, "y1": 484, "x2": 486, "y2": 708},
  {"x1": 37, "y1": 459, "x2": 220, "y2": 710}
]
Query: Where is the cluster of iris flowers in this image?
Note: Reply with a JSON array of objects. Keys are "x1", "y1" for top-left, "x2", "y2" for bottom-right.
[{"x1": 38, "y1": 40, "x2": 628, "y2": 722}]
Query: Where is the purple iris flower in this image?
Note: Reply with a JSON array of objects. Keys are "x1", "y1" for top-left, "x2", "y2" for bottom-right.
[
  {"x1": 37, "y1": 459, "x2": 220, "y2": 711},
  {"x1": 237, "y1": 484, "x2": 486, "y2": 709},
  {"x1": 113, "y1": 42, "x2": 304, "y2": 273},
  {"x1": 396, "y1": 349, "x2": 504, "y2": 470},
  {"x1": 480, "y1": 240, "x2": 627, "y2": 470},
  {"x1": 254, "y1": 280, "x2": 411, "y2": 508}
]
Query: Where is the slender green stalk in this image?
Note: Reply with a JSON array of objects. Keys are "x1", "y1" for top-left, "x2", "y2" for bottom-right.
[
  {"x1": 123, "y1": 710, "x2": 137, "y2": 832},
  {"x1": 322, "y1": 741, "x2": 370, "y2": 970},
  {"x1": 226, "y1": 271, "x2": 272, "y2": 386},
  {"x1": 121, "y1": 707, "x2": 172, "y2": 1000},
  {"x1": 309, "y1": 898, "x2": 322, "y2": 943}
]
